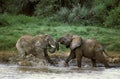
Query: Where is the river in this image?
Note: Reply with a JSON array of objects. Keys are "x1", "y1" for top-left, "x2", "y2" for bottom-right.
[{"x1": 0, "y1": 63, "x2": 120, "y2": 79}]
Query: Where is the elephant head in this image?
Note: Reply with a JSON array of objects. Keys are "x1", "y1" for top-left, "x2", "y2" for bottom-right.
[
  {"x1": 33, "y1": 34, "x2": 59, "y2": 53},
  {"x1": 43, "y1": 34, "x2": 59, "y2": 53},
  {"x1": 57, "y1": 34, "x2": 82, "y2": 50}
]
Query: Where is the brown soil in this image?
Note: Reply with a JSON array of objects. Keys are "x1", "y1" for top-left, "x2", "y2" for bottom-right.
[
  {"x1": 0, "y1": 51, "x2": 18, "y2": 63},
  {"x1": 0, "y1": 51, "x2": 120, "y2": 63},
  {"x1": 107, "y1": 51, "x2": 120, "y2": 56}
]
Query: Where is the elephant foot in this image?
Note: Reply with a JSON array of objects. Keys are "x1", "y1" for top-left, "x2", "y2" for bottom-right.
[
  {"x1": 50, "y1": 62, "x2": 56, "y2": 66},
  {"x1": 63, "y1": 61, "x2": 69, "y2": 67},
  {"x1": 77, "y1": 63, "x2": 82, "y2": 68},
  {"x1": 92, "y1": 65, "x2": 97, "y2": 68},
  {"x1": 104, "y1": 63, "x2": 111, "y2": 68},
  {"x1": 47, "y1": 59, "x2": 55, "y2": 65},
  {"x1": 105, "y1": 65, "x2": 111, "y2": 68}
]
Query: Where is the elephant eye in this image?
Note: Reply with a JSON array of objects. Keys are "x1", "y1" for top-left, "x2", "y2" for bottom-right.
[{"x1": 62, "y1": 38, "x2": 67, "y2": 42}]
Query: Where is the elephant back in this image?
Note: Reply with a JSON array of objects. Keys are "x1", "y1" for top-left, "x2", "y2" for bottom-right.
[
  {"x1": 85, "y1": 39, "x2": 103, "y2": 52},
  {"x1": 19, "y1": 35, "x2": 33, "y2": 50},
  {"x1": 32, "y1": 35, "x2": 48, "y2": 48}
]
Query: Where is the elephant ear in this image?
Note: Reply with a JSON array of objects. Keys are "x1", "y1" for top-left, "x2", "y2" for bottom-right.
[{"x1": 70, "y1": 35, "x2": 82, "y2": 50}]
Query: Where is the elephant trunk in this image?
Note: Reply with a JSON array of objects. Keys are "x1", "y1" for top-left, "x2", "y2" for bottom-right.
[
  {"x1": 55, "y1": 42, "x2": 59, "y2": 50},
  {"x1": 48, "y1": 41, "x2": 59, "y2": 53},
  {"x1": 49, "y1": 48, "x2": 56, "y2": 53}
]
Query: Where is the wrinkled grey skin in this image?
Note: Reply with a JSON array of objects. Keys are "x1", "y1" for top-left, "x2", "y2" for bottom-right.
[
  {"x1": 16, "y1": 34, "x2": 59, "y2": 64},
  {"x1": 57, "y1": 34, "x2": 110, "y2": 68}
]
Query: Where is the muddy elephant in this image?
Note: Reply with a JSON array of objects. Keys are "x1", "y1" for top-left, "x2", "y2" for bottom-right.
[
  {"x1": 16, "y1": 34, "x2": 59, "y2": 64},
  {"x1": 57, "y1": 34, "x2": 110, "y2": 68}
]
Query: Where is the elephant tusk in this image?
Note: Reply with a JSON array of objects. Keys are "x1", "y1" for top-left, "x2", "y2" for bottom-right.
[
  {"x1": 49, "y1": 41, "x2": 56, "y2": 48},
  {"x1": 50, "y1": 45, "x2": 56, "y2": 48}
]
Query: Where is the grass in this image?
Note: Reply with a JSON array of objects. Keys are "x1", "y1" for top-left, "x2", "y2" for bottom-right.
[{"x1": 0, "y1": 14, "x2": 120, "y2": 52}]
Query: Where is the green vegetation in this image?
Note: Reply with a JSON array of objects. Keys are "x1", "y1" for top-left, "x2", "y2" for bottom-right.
[
  {"x1": 1, "y1": 0, "x2": 120, "y2": 28},
  {"x1": 0, "y1": 14, "x2": 120, "y2": 52},
  {"x1": 0, "y1": 0, "x2": 120, "y2": 52}
]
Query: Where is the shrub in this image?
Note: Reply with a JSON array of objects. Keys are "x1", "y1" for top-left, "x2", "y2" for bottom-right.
[
  {"x1": 104, "y1": 5, "x2": 120, "y2": 28},
  {"x1": 90, "y1": 3, "x2": 107, "y2": 25},
  {"x1": 55, "y1": 7, "x2": 70, "y2": 23},
  {"x1": 34, "y1": 0, "x2": 58, "y2": 17},
  {"x1": 69, "y1": 5, "x2": 89, "y2": 25},
  {"x1": 91, "y1": 0, "x2": 120, "y2": 26},
  {"x1": 55, "y1": 5, "x2": 90, "y2": 25}
]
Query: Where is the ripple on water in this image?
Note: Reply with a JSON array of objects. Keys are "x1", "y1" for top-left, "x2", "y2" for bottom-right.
[{"x1": 0, "y1": 64, "x2": 120, "y2": 79}]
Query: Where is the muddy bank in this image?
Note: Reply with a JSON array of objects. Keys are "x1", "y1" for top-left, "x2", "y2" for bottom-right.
[
  {"x1": 0, "y1": 51, "x2": 17, "y2": 63},
  {"x1": 0, "y1": 51, "x2": 120, "y2": 67}
]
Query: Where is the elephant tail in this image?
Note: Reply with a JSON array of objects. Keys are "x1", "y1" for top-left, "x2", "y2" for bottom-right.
[{"x1": 103, "y1": 49, "x2": 110, "y2": 58}]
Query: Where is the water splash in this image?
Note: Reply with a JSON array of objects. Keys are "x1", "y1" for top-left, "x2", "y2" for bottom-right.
[{"x1": 0, "y1": 64, "x2": 120, "y2": 79}]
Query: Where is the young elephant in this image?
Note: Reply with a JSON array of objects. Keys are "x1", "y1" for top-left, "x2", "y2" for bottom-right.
[
  {"x1": 16, "y1": 34, "x2": 59, "y2": 64},
  {"x1": 57, "y1": 34, "x2": 110, "y2": 68}
]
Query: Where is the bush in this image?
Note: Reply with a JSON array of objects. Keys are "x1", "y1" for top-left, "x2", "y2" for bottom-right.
[
  {"x1": 104, "y1": 5, "x2": 120, "y2": 28},
  {"x1": 55, "y1": 5, "x2": 90, "y2": 25},
  {"x1": 34, "y1": 0, "x2": 58, "y2": 17},
  {"x1": 91, "y1": 0, "x2": 120, "y2": 27},
  {"x1": 90, "y1": 3, "x2": 107, "y2": 25},
  {"x1": 55, "y1": 7, "x2": 70, "y2": 23},
  {"x1": 68, "y1": 5, "x2": 89, "y2": 24},
  {"x1": 1, "y1": 0, "x2": 120, "y2": 28}
]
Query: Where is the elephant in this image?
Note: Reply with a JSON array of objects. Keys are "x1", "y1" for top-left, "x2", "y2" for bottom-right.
[
  {"x1": 57, "y1": 34, "x2": 110, "y2": 68},
  {"x1": 16, "y1": 34, "x2": 59, "y2": 64}
]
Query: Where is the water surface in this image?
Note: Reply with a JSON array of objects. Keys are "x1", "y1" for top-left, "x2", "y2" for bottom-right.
[{"x1": 0, "y1": 64, "x2": 120, "y2": 79}]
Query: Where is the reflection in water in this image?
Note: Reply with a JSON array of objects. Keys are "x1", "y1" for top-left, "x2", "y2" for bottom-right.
[{"x1": 0, "y1": 64, "x2": 120, "y2": 79}]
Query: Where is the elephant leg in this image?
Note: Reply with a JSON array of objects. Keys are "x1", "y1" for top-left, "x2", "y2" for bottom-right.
[
  {"x1": 100, "y1": 58, "x2": 109, "y2": 68},
  {"x1": 19, "y1": 51, "x2": 26, "y2": 59},
  {"x1": 65, "y1": 50, "x2": 76, "y2": 65},
  {"x1": 96, "y1": 52, "x2": 110, "y2": 68},
  {"x1": 91, "y1": 59, "x2": 96, "y2": 67},
  {"x1": 16, "y1": 47, "x2": 25, "y2": 58},
  {"x1": 75, "y1": 48, "x2": 82, "y2": 67},
  {"x1": 44, "y1": 49, "x2": 54, "y2": 65}
]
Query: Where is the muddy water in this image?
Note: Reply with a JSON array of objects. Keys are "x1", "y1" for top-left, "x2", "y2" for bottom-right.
[{"x1": 0, "y1": 63, "x2": 120, "y2": 79}]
